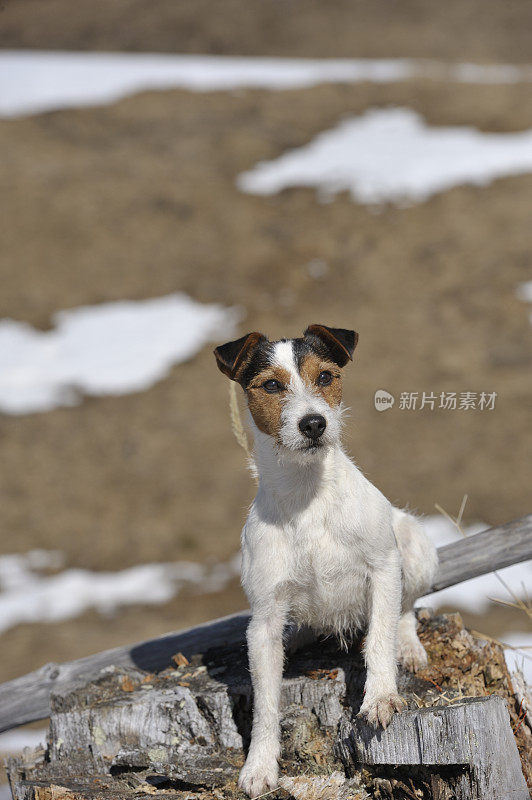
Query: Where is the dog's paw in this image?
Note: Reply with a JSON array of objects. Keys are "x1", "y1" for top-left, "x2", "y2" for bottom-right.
[
  {"x1": 238, "y1": 756, "x2": 278, "y2": 798},
  {"x1": 358, "y1": 692, "x2": 405, "y2": 728},
  {"x1": 398, "y1": 636, "x2": 428, "y2": 673}
]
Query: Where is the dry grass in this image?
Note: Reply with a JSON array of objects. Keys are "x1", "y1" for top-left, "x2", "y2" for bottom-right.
[
  {"x1": 228, "y1": 381, "x2": 257, "y2": 483},
  {"x1": 3, "y1": 0, "x2": 532, "y2": 63},
  {"x1": 434, "y1": 494, "x2": 469, "y2": 538},
  {"x1": 489, "y1": 572, "x2": 532, "y2": 624}
]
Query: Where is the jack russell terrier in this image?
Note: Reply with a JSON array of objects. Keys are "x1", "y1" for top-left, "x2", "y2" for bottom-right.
[{"x1": 214, "y1": 324, "x2": 438, "y2": 798}]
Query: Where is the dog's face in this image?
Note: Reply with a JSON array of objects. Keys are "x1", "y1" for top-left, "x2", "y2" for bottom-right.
[{"x1": 214, "y1": 325, "x2": 358, "y2": 457}]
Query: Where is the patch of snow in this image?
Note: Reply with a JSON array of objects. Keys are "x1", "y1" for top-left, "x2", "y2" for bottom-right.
[
  {"x1": 0, "y1": 551, "x2": 241, "y2": 635},
  {"x1": 3, "y1": 52, "x2": 532, "y2": 117},
  {"x1": 238, "y1": 108, "x2": 532, "y2": 206},
  {"x1": 0, "y1": 727, "x2": 47, "y2": 753},
  {"x1": 0, "y1": 294, "x2": 239, "y2": 414},
  {"x1": 306, "y1": 259, "x2": 329, "y2": 280},
  {"x1": 503, "y1": 632, "x2": 532, "y2": 686},
  {"x1": 516, "y1": 281, "x2": 532, "y2": 326},
  {"x1": 0, "y1": 727, "x2": 48, "y2": 800},
  {"x1": 0, "y1": 550, "x2": 64, "y2": 592},
  {"x1": 516, "y1": 281, "x2": 532, "y2": 303},
  {"x1": 451, "y1": 62, "x2": 532, "y2": 84},
  {"x1": 420, "y1": 515, "x2": 487, "y2": 548}
]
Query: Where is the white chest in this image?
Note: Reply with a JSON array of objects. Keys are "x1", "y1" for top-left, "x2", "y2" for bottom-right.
[
  {"x1": 282, "y1": 509, "x2": 371, "y2": 632},
  {"x1": 243, "y1": 447, "x2": 388, "y2": 634}
]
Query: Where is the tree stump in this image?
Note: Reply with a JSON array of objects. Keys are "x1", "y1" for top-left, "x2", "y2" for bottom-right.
[
  {"x1": 339, "y1": 696, "x2": 528, "y2": 799},
  {"x1": 7, "y1": 612, "x2": 531, "y2": 800}
]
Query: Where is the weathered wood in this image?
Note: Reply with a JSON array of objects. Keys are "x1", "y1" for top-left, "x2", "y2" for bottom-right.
[
  {"x1": 338, "y1": 696, "x2": 529, "y2": 800},
  {"x1": 0, "y1": 610, "x2": 250, "y2": 733},
  {"x1": 7, "y1": 628, "x2": 359, "y2": 799},
  {"x1": 7, "y1": 612, "x2": 531, "y2": 800},
  {"x1": 1, "y1": 514, "x2": 531, "y2": 733},
  {"x1": 432, "y1": 513, "x2": 532, "y2": 592}
]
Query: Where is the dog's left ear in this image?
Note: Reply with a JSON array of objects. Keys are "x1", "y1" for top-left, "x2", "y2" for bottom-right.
[
  {"x1": 214, "y1": 332, "x2": 266, "y2": 383},
  {"x1": 304, "y1": 324, "x2": 359, "y2": 367}
]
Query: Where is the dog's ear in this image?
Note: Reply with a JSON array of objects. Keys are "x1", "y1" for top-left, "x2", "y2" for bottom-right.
[
  {"x1": 214, "y1": 332, "x2": 266, "y2": 382},
  {"x1": 304, "y1": 324, "x2": 358, "y2": 367}
]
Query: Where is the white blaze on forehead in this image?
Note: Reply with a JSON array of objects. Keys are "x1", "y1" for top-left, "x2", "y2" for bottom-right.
[
  {"x1": 272, "y1": 339, "x2": 317, "y2": 401},
  {"x1": 271, "y1": 340, "x2": 302, "y2": 387}
]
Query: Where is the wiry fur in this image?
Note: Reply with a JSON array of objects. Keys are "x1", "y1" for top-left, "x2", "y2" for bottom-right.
[{"x1": 214, "y1": 327, "x2": 438, "y2": 798}]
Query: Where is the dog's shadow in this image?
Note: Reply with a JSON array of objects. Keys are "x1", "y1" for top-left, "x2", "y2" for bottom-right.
[{"x1": 202, "y1": 632, "x2": 369, "y2": 752}]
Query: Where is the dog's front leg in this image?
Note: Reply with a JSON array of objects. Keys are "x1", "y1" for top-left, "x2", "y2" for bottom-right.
[
  {"x1": 238, "y1": 603, "x2": 286, "y2": 798},
  {"x1": 359, "y1": 547, "x2": 404, "y2": 728}
]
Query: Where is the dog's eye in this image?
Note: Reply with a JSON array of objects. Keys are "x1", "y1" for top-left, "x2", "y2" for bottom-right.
[
  {"x1": 263, "y1": 379, "x2": 283, "y2": 393},
  {"x1": 317, "y1": 371, "x2": 333, "y2": 387}
]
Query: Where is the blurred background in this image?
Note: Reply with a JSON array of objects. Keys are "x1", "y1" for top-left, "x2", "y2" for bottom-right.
[{"x1": 0, "y1": 0, "x2": 531, "y2": 775}]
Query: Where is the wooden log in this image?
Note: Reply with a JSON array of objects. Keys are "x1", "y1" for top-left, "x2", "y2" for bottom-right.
[
  {"x1": 338, "y1": 696, "x2": 530, "y2": 800},
  {"x1": 0, "y1": 514, "x2": 531, "y2": 733},
  {"x1": 7, "y1": 628, "x2": 358, "y2": 798},
  {"x1": 432, "y1": 513, "x2": 532, "y2": 592},
  {"x1": 0, "y1": 610, "x2": 250, "y2": 733}
]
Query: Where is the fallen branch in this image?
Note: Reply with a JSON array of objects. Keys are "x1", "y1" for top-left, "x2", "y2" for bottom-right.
[{"x1": 432, "y1": 513, "x2": 532, "y2": 592}]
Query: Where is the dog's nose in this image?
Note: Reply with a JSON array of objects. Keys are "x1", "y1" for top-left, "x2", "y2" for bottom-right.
[{"x1": 298, "y1": 414, "x2": 327, "y2": 440}]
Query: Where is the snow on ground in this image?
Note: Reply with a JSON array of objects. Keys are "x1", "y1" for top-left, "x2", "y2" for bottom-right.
[
  {"x1": 504, "y1": 632, "x2": 532, "y2": 681},
  {"x1": 0, "y1": 726, "x2": 48, "y2": 799},
  {"x1": 0, "y1": 294, "x2": 239, "y2": 414},
  {"x1": 516, "y1": 282, "x2": 532, "y2": 303},
  {"x1": 517, "y1": 281, "x2": 532, "y2": 326},
  {"x1": 0, "y1": 550, "x2": 241, "y2": 635},
  {"x1": 421, "y1": 515, "x2": 532, "y2": 684},
  {"x1": 238, "y1": 107, "x2": 532, "y2": 206},
  {"x1": 0, "y1": 727, "x2": 47, "y2": 753},
  {"x1": 3, "y1": 52, "x2": 532, "y2": 117}
]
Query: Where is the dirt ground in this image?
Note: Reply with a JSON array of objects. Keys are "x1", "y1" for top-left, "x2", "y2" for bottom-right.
[
  {"x1": 2, "y1": 0, "x2": 532, "y2": 63},
  {"x1": 0, "y1": 3, "x2": 531, "y2": 686}
]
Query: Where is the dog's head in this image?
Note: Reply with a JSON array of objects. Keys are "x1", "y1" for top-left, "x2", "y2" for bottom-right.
[{"x1": 214, "y1": 325, "x2": 358, "y2": 458}]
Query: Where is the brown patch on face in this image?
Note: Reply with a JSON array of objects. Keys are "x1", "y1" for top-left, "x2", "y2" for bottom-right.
[
  {"x1": 246, "y1": 367, "x2": 291, "y2": 438},
  {"x1": 299, "y1": 354, "x2": 343, "y2": 408}
]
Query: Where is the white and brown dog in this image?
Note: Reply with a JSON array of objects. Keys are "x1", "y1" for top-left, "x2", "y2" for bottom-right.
[{"x1": 214, "y1": 324, "x2": 437, "y2": 798}]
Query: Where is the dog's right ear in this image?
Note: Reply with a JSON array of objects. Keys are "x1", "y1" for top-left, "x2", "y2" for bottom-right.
[{"x1": 214, "y1": 332, "x2": 265, "y2": 383}]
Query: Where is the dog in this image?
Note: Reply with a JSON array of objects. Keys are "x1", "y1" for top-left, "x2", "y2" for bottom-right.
[{"x1": 214, "y1": 324, "x2": 438, "y2": 798}]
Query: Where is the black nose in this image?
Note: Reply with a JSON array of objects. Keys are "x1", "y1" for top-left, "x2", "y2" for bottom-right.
[{"x1": 298, "y1": 414, "x2": 327, "y2": 440}]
